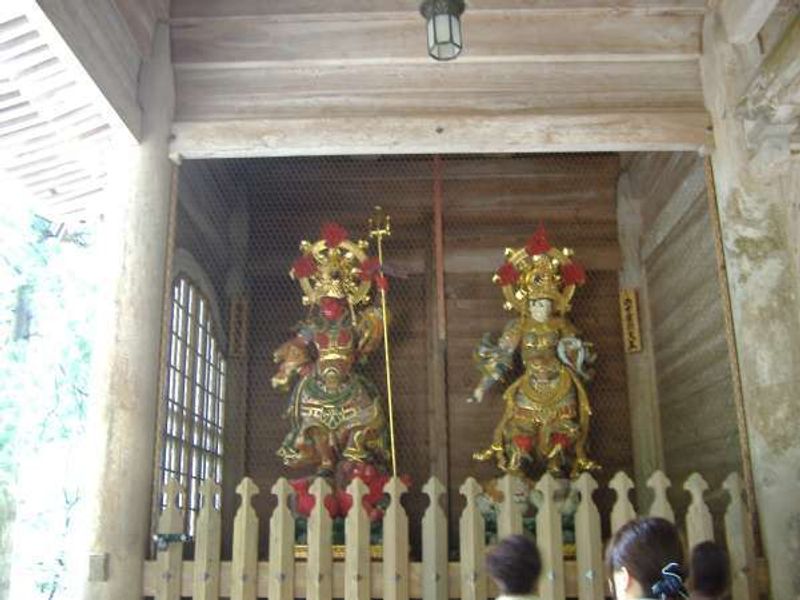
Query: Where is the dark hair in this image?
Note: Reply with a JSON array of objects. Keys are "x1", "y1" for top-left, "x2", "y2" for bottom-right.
[
  {"x1": 691, "y1": 541, "x2": 729, "y2": 598},
  {"x1": 486, "y1": 534, "x2": 541, "y2": 595},
  {"x1": 606, "y1": 517, "x2": 687, "y2": 599}
]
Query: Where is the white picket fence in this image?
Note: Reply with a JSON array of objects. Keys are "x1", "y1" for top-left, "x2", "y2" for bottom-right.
[{"x1": 142, "y1": 470, "x2": 765, "y2": 599}]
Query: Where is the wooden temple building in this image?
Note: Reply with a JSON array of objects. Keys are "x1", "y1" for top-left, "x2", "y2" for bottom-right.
[{"x1": 8, "y1": 0, "x2": 800, "y2": 599}]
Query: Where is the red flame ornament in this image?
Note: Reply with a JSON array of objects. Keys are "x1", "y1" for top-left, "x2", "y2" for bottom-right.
[
  {"x1": 496, "y1": 262, "x2": 520, "y2": 286},
  {"x1": 525, "y1": 223, "x2": 551, "y2": 256},
  {"x1": 561, "y1": 261, "x2": 586, "y2": 286},
  {"x1": 292, "y1": 255, "x2": 317, "y2": 278},
  {"x1": 321, "y1": 222, "x2": 349, "y2": 248}
]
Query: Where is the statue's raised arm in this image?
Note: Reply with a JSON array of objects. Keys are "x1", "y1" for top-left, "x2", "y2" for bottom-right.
[{"x1": 467, "y1": 319, "x2": 520, "y2": 403}]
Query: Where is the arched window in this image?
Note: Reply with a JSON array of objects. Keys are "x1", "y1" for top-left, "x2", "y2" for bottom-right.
[{"x1": 160, "y1": 274, "x2": 226, "y2": 533}]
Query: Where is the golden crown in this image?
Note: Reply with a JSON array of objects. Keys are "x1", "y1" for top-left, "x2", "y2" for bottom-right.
[
  {"x1": 289, "y1": 222, "x2": 378, "y2": 307},
  {"x1": 493, "y1": 225, "x2": 586, "y2": 314}
]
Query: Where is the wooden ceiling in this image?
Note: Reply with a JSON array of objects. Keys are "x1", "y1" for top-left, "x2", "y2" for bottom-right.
[
  {"x1": 169, "y1": 0, "x2": 710, "y2": 157},
  {"x1": 0, "y1": 5, "x2": 123, "y2": 226}
]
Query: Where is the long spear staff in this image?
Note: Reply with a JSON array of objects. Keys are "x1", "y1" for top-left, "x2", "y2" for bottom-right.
[{"x1": 369, "y1": 206, "x2": 397, "y2": 476}]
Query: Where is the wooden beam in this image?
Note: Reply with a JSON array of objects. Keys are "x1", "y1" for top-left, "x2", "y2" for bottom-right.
[
  {"x1": 170, "y1": 112, "x2": 709, "y2": 159},
  {"x1": 719, "y1": 0, "x2": 780, "y2": 44},
  {"x1": 172, "y1": 0, "x2": 707, "y2": 19},
  {"x1": 173, "y1": 60, "x2": 703, "y2": 122},
  {"x1": 171, "y1": 12, "x2": 701, "y2": 65}
]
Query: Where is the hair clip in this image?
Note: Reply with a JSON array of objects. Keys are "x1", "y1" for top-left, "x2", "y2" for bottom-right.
[{"x1": 651, "y1": 562, "x2": 688, "y2": 599}]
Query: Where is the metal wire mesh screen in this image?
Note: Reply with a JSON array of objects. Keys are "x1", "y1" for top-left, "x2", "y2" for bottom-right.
[{"x1": 169, "y1": 153, "x2": 633, "y2": 556}]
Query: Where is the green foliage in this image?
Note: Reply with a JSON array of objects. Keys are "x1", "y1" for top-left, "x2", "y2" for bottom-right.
[{"x1": 1, "y1": 205, "x2": 99, "y2": 599}]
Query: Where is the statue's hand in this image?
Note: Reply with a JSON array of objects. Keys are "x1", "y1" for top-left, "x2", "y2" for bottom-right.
[{"x1": 467, "y1": 387, "x2": 486, "y2": 404}]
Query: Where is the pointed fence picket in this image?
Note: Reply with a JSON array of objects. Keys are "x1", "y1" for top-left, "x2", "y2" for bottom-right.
[
  {"x1": 609, "y1": 471, "x2": 636, "y2": 535},
  {"x1": 536, "y1": 473, "x2": 565, "y2": 600},
  {"x1": 143, "y1": 469, "x2": 767, "y2": 600},
  {"x1": 156, "y1": 478, "x2": 184, "y2": 600},
  {"x1": 308, "y1": 478, "x2": 332, "y2": 600},
  {"x1": 459, "y1": 477, "x2": 487, "y2": 600},
  {"x1": 684, "y1": 473, "x2": 714, "y2": 549},
  {"x1": 422, "y1": 477, "x2": 448, "y2": 600},
  {"x1": 573, "y1": 473, "x2": 603, "y2": 600},
  {"x1": 647, "y1": 470, "x2": 675, "y2": 523},
  {"x1": 194, "y1": 478, "x2": 221, "y2": 600},
  {"x1": 345, "y1": 477, "x2": 370, "y2": 600},
  {"x1": 231, "y1": 477, "x2": 259, "y2": 600},
  {"x1": 383, "y1": 477, "x2": 410, "y2": 600},
  {"x1": 268, "y1": 478, "x2": 294, "y2": 600},
  {"x1": 497, "y1": 473, "x2": 524, "y2": 539}
]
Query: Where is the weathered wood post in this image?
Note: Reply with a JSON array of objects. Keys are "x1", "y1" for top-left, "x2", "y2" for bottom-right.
[
  {"x1": 82, "y1": 22, "x2": 175, "y2": 600},
  {"x1": 702, "y1": 5, "x2": 800, "y2": 595},
  {"x1": 723, "y1": 474, "x2": 757, "y2": 600}
]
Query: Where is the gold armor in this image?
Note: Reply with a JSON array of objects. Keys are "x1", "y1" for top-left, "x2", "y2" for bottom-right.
[{"x1": 469, "y1": 225, "x2": 599, "y2": 478}]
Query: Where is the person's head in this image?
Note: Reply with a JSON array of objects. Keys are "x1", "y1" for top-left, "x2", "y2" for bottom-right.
[
  {"x1": 486, "y1": 534, "x2": 541, "y2": 596},
  {"x1": 606, "y1": 517, "x2": 687, "y2": 600},
  {"x1": 690, "y1": 541, "x2": 729, "y2": 598}
]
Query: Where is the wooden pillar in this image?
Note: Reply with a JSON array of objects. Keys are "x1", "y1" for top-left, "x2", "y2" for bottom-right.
[
  {"x1": 427, "y1": 157, "x2": 449, "y2": 494},
  {"x1": 222, "y1": 200, "x2": 251, "y2": 554},
  {"x1": 616, "y1": 172, "x2": 664, "y2": 506},
  {"x1": 702, "y1": 8, "x2": 800, "y2": 597},
  {"x1": 82, "y1": 23, "x2": 175, "y2": 600}
]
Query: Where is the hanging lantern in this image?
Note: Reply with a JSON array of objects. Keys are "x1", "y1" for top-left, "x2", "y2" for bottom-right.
[{"x1": 420, "y1": 0, "x2": 465, "y2": 61}]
